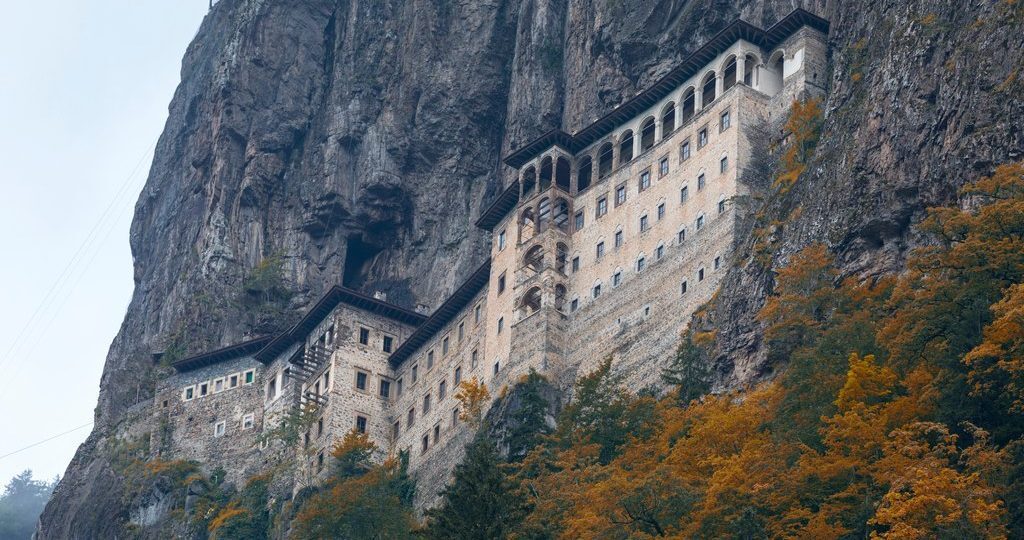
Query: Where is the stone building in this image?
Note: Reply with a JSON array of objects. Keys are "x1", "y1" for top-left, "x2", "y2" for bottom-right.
[{"x1": 152, "y1": 8, "x2": 828, "y2": 507}]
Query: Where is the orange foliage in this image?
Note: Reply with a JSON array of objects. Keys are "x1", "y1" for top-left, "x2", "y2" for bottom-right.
[
  {"x1": 455, "y1": 378, "x2": 490, "y2": 428},
  {"x1": 774, "y1": 98, "x2": 822, "y2": 192}
]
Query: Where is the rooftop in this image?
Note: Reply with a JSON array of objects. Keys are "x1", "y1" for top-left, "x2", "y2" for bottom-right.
[{"x1": 170, "y1": 336, "x2": 274, "y2": 373}]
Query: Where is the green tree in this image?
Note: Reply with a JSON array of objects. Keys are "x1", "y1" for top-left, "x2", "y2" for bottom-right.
[
  {"x1": 662, "y1": 335, "x2": 713, "y2": 403},
  {"x1": 506, "y1": 370, "x2": 553, "y2": 462},
  {"x1": 0, "y1": 469, "x2": 57, "y2": 540}
]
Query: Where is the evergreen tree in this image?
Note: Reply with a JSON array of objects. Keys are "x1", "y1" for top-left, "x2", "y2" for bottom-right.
[
  {"x1": 506, "y1": 370, "x2": 553, "y2": 462},
  {"x1": 0, "y1": 469, "x2": 57, "y2": 540},
  {"x1": 662, "y1": 335, "x2": 713, "y2": 403},
  {"x1": 423, "y1": 432, "x2": 524, "y2": 539}
]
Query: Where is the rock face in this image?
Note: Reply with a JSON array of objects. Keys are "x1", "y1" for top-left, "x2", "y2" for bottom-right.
[{"x1": 39, "y1": 0, "x2": 1024, "y2": 536}]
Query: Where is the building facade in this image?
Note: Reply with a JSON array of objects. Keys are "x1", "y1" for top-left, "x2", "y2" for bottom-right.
[{"x1": 151, "y1": 9, "x2": 829, "y2": 508}]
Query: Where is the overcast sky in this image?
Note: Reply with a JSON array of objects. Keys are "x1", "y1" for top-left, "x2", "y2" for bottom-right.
[{"x1": 0, "y1": 1, "x2": 209, "y2": 484}]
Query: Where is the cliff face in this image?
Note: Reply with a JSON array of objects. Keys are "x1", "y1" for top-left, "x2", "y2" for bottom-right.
[{"x1": 40, "y1": 0, "x2": 1024, "y2": 536}]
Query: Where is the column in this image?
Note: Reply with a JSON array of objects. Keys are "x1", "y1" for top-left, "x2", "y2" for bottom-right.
[{"x1": 736, "y1": 55, "x2": 746, "y2": 87}]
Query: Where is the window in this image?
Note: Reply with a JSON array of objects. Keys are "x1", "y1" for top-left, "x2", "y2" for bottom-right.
[
  {"x1": 408, "y1": 408, "x2": 415, "y2": 428},
  {"x1": 593, "y1": 283, "x2": 602, "y2": 298},
  {"x1": 383, "y1": 335, "x2": 394, "y2": 353},
  {"x1": 304, "y1": 431, "x2": 310, "y2": 448},
  {"x1": 433, "y1": 424, "x2": 441, "y2": 444},
  {"x1": 640, "y1": 215, "x2": 649, "y2": 232},
  {"x1": 264, "y1": 379, "x2": 274, "y2": 401},
  {"x1": 229, "y1": 374, "x2": 239, "y2": 388},
  {"x1": 452, "y1": 408, "x2": 460, "y2": 427},
  {"x1": 397, "y1": 378, "x2": 404, "y2": 397},
  {"x1": 358, "y1": 327, "x2": 370, "y2": 345},
  {"x1": 697, "y1": 214, "x2": 705, "y2": 230},
  {"x1": 471, "y1": 349, "x2": 478, "y2": 369},
  {"x1": 720, "y1": 110, "x2": 731, "y2": 131},
  {"x1": 571, "y1": 256, "x2": 580, "y2": 272},
  {"x1": 458, "y1": 322, "x2": 464, "y2": 342},
  {"x1": 356, "y1": 415, "x2": 368, "y2": 433},
  {"x1": 570, "y1": 298, "x2": 579, "y2": 312},
  {"x1": 423, "y1": 394, "x2": 431, "y2": 413},
  {"x1": 323, "y1": 370, "x2": 329, "y2": 388},
  {"x1": 422, "y1": 435, "x2": 429, "y2": 453},
  {"x1": 412, "y1": 364, "x2": 419, "y2": 383},
  {"x1": 639, "y1": 171, "x2": 651, "y2": 192},
  {"x1": 657, "y1": 203, "x2": 665, "y2": 220},
  {"x1": 698, "y1": 128, "x2": 708, "y2": 148},
  {"x1": 242, "y1": 413, "x2": 254, "y2": 429},
  {"x1": 659, "y1": 157, "x2": 669, "y2": 177},
  {"x1": 454, "y1": 366, "x2": 462, "y2": 385},
  {"x1": 474, "y1": 304, "x2": 482, "y2": 325},
  {"x1": 200, "y1": 383, "x2": 209, "y2": 397},
  {"x1": 356, "y1": 371, "x2": 368, "y2": 391},
  {"x1": 596, "y1": 241, "x2": 605, "y2": 259},
  {"x1": 656, "y1": 245, "x2": 665, "y2": 260},
  {"x1": 637, "y1": 257, "x2": 646, "y2": 272},
  {"x1": 720, "y1": 156, "x2": 728, "y2": 174},
  {"x1": 498, "y1": 229, "x2": 506, "y2": 250},
  {"x1": 497, "y1": 317, "x2": 504, "y2": 334},
  {"x1": 442, "y1": 336, "x2": 450, "y2": 355},
  {"x1": 714, "y1": 256, "x2": 721, "y2": 270},
  {"x1": 699, "y1": 268, "x2": 705, "y2": 281},
  {"x1": 718, "y1": 199, "x2": 726, "y2": 214},
  {"x1": 613, "y1": 271, "x2": 622, "y2": 287},
  {"x1": 439, "y1": 380, "x2": 447, "y2": 400},
  {"x1": 574, "y1": 211, "x2": 584, "y2": 231},
  {"x1": 427, "y1": 350, "x2": 434, "y2": 369},
  {"x1": 244, "y1": 370, "x2": 254, "y2": 384},
  {"x1": 681, "y1": 280, "x2": 688, "y2": 294},
  {"x1": 615, "y1": 184, "x2": 627, "y2": 206},
  {"x1": 681, "y1": 141, "x2": 691, "y2": 161},
  {"x1": 185, "y1": 387, "x2": 194, "y2": 400},
  {"x1": 678, "y1": 228, "x2": 686, "y2": 243},
  {"x1": 379, "y1": 379, "x2": 391, "y2": 399},
  {"x1": 318, "y1": 451, "x2": 325, "y2": 472},
  {"x1": 493, "y1": 361, "x2": 500, "y2": 375},
  {"x1": 393, "y1": 421, "x2": 401, "y2": 440},
  {"x1": 317, "y1": 417, "x2": 323, "y2": 437},
  {"x1": 214, "y1": 421, "x2": 226, "y2": 438},
  {"x1": 596, "y1": 196, "x2": 608, "y2": 217},
  {"x1": 498, "y1": 272, "x2": 506, "y2": 294},
  {"x1": 614, "y1": 230, "x2": 623, "y2": 248},
  {"x1": 698, "y1": 173, "x2": 706, "y2": 191}
]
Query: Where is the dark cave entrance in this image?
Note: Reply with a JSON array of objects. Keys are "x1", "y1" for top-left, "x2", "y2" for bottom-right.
[{"x1": 342, "y1": 235, "x2": 383, "y2": 289}]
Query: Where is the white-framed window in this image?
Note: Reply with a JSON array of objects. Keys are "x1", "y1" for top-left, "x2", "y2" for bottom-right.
[
  {"x1": 229, "y1": 374, "x2": 239, "y2": 388},
  {"x1": 498, "y1": 229, "x2": 507, "y2": 251},
  {"x1": 242, "y1": 413, "x2": 255, "y2": 430},
  {"x1": 243, "y1": 370, "x2": 255, "y2": 384},
  {"x1": 213, "y1": 378, "x2": 224, "y2": 393},
  {"x1": 383, "y1": 335, "x2": 394, "y2": 353},
  {"x1": 199, "y1": 382, "x2": 209, "y2": 397},
  {"x1": 214, "y1": 421, "x2": 226, "y2": 438},
  {"x1": 183, "y1": 386, "x2": 195, "y2": 401},
  {"x1": 355, "y1": 370, "x2": 369, "y2": 391},
  {"x1": 698, "y1": 127, "x2": 708, "y2": 148}
]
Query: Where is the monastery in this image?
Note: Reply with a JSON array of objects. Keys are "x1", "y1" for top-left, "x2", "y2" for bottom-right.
[{"x1": 150, "y1": 8, "x2": 829, "y2": 506}]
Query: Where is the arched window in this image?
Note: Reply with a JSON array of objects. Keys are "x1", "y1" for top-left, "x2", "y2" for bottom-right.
[
  {"x1": 598, "y1": 142, "x2": 614, "y2": 178},
  {"x1": 577, "y1": 156, "x2": 593, "y2": 192},
  {"x1": 555, "y1": 243, "x2": 568, "y2": 273},
  {"x1": 539, "y1": 156, "x2": 553, "y2": 192},
  {"x1": 519, "y1": 287, "x2": 542, "y2": 316},
  {"x1": 662, "y1": 102, "x2": 676, "y2": 134},
  {"x1": 555, "y1": 157, "x2": 571, "y2": 192},
  {"x1": 701, "y1": 71, "x2": 717, "y2": 108},
  {"x1": 743, "y1": 53, "x2": 759, "y2": 86},
  {"x1": 537, "y1": 197, "x2": 551, "y2": 232},
  {"x1": 523, "y1": 245, "x2": 544, "y2": 273},
  {"x1": 639, "y1": 117, "x2": 656, "y2": 152},
  {"x1": 619, "y1": 130, "x2": 634, "y2": 164},
  {"x1": 522, "y1": 166, "x2": 536, "y2": 198},
  {"x1": 722, "y1": 56, "x2": 737, "y2": 91},
  {"x1": 553, "y1": 199, "x2": 570, "y2": 232},
  {"x1": 681, "y1": 88, "x2": 695, "y2": 123},
  {"x1": 519, "y1": 208, "x2": 536, "y2": 242}
]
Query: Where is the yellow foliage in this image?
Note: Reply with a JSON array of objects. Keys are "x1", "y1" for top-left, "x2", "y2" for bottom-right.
[
  {"x1": 455, "y1": 378, "x2": 491, "y2": 428},
  {"x1": 774, "y1": 98, "x2": 822, "y2": 192},
  {"x1": 208, "y1": 501, "x2": 248, "y2": 532}
]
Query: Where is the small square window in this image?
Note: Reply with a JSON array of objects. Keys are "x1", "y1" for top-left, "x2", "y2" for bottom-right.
[
  {"x1": 720, "y1": 156, "x2": 728, "y2": 174},
  {"x1": 244, "y1": 370, "x2": 254, "y2": 384},
  {"x1": 571, "y1": 256, "x2": 580, "y2": 272},
  {"x1": 356, "y1": 371, "x2": 368, "y2": 391},
  {"x1": 680, "y1": 186, "x2": 689, "y2": 203},
  {"x1": 358, "y1": 327, "x2": 370, "y2": 345},
  {"x1": 243, "y1": 414, "x2": 255, "y2": 429},
  {"x1": 659, "y1": 157, "x2": 669, "y2": 177},
  {"x1": 698, "y1": 174, "x2": 706, "y2": 191},
  {"x1": 657, "y1": 203, "x2": 665, "y2": 220},
  {"x1": 200, "y1": 383, "x2": 208, "y2": 397},
  {"x1": 498, "y1": 230, "x2": 507, "y2": 250},
  {"x1": 383, "y1": 335, "x2": 394, "y2": 353},
  {"x1": 229, "y1": 375, "x2": 239, "y2": 388},
  {"x1": 720, "y1": 110, "x2": 731, "y2": 131},
  {"x1": 614, "y1": 230, "x2": 623, "y2": 248},
  {"x1": 639, "y1": 171, "x2": 651, "y2": 192},
  {"x1": 184, "y1": 387, "x2": 194, "y2": 400},
  {"x1": 380, "y1": 379, "x2": 391, "y2": 399},
  {"x1": 498, "y1": 272, "x2": 506, "y2": 294},
  {"x1": 356, "y1": 415, "x2": 368, "y2": 433},
  {"x1": 681, "y1": 141, "x2": 691, "y2": 161},
  {"x1": 640, "y1": 215, "x2": 649, "y2": 232},
  {"x1": 615, "y1": 184, "x2": 627, "y2": 206},
  {"x1": 596, "y1": 197, "x2": 608, "y2": 217},
  {"x1": 162, "y1": 399, "x2": 168, "y2": 408},
  {"x1": 214, "y1": 421, "x2": 226, "y2": 438},
  {"x1": 596, "y1": 241, "x2": 605, "y2": 259},
  {"x1": 698, "y1": 128, "x2": 708, "y2": 148},
  {"x1": 574, "y1": 211, "x2": 584, "y2": 231}
]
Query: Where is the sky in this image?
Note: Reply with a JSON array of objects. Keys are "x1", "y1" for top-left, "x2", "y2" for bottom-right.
[{"x1": 0, "y1": 1, "x2": 210, "y2": 484}]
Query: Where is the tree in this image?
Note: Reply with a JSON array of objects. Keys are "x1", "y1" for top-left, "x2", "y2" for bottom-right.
[
  {"x1": 662, "y1": 334, "x2": 713, "y2": 403},
  {"x1": 0, "y1": 470, "x2": 57, "y2": 540},
  {"x1": 505, "y1": 370, "x2": 554, "y2": 462},
  {"x1": 422, "y1": 433, "x2": 525, "y2": 539}
]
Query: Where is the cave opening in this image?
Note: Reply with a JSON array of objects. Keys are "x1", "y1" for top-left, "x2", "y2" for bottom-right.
[{"x1": 343, "y1": 235, "x2": 383, "y2": 289}]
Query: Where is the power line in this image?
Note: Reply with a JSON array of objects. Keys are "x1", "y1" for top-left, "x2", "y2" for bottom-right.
[{"x1": 0, "y1": 422, "x2": 94, "y2": 462}]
